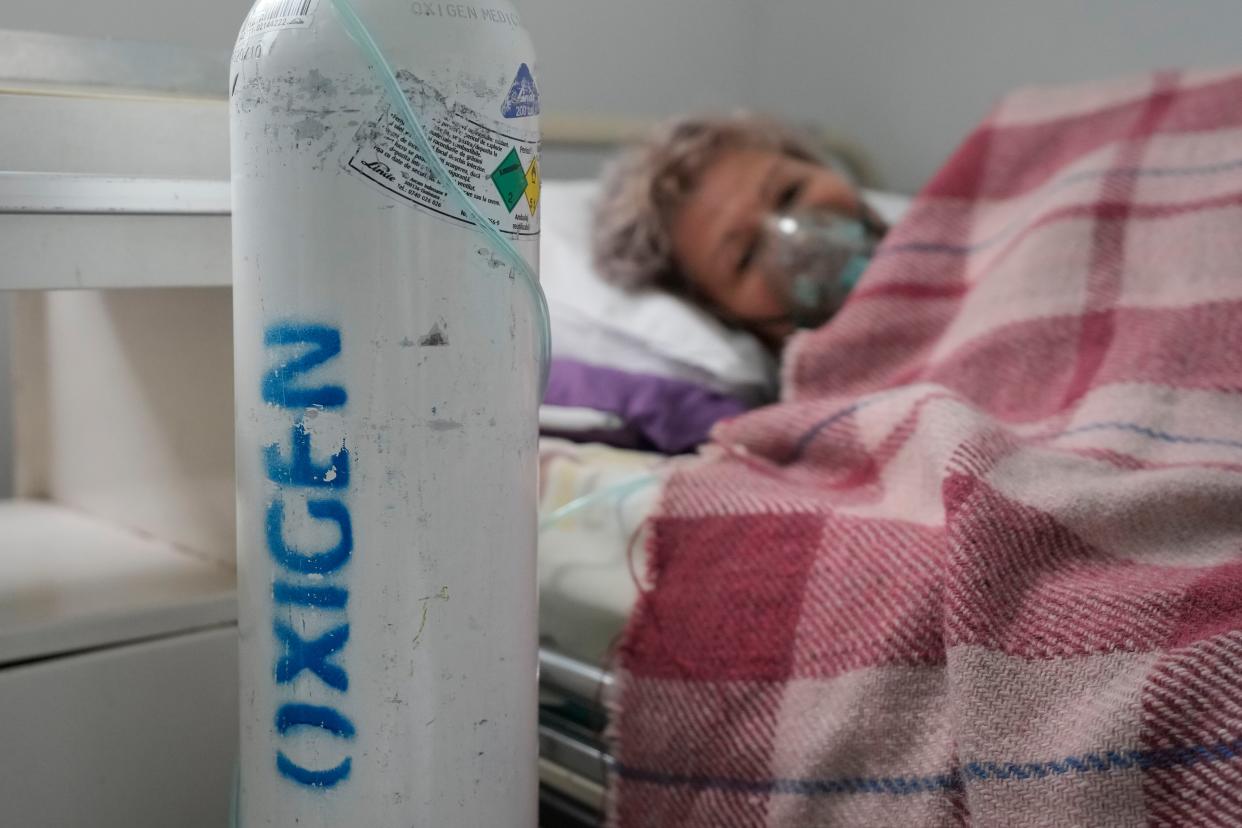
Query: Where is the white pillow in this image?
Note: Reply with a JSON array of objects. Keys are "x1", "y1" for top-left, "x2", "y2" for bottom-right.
[
  {"x1": 865, "y1": 189, "x2": 916, "y2": 227},
  {"x1": 540, "y1": 179, "x2": 778, "y2": 401}
]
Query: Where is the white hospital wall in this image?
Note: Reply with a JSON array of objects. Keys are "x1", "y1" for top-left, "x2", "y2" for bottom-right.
[
  {"x1": 753, "y1": 0, "x2": 1242, "y2": 194},
  {"x1": 516, "y1": 0, "x2": 756, "y2": 177},
  {"x1": 9, "y1": 0, "x2": 1240, "y2": 193},
  {"x1": 518, "y1": 0, "x2": 754, "y2": 118}
]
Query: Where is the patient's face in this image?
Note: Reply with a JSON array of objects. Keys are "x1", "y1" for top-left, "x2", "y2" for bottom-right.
[{"x1": 671, "y1": 148, "x2": 861, "y2": 348}]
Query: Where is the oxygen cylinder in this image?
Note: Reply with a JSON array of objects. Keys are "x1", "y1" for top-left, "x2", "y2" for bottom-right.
[{"x1": 229, "y1": 0, "x2": 542, "y2": 824}]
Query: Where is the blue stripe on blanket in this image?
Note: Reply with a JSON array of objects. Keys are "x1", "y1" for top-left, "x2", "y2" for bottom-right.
[
  {"x1": 1056, "y1": 421, "x2": 1242, "y2": 452},
  {"x1": 787, "y1": 388, "x2": 909, "y2": 463},
  {"x1": 793, "y1": 403, "x2": 1242, "y2": 468},
  {"x1": 615, "y1": 737, "x2": 1242, "y2": 798}
]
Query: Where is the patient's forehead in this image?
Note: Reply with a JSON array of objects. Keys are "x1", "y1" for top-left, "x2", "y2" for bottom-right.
[
  {"x1": 683, "y1": 147, "x2": 781, "y2": 230},
  {"x1": 672, "y1": 148, "x2": 782, "y2": 282}
]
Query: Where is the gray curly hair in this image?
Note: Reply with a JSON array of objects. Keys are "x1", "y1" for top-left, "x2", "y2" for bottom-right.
[{"x1": 591, "y1": 112, "x2": 828, "y2": 293}]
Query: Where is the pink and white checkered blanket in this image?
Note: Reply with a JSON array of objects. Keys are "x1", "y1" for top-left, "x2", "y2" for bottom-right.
[{"x1": 610, "y1": 69, "x2": 1242, "y2": 827}]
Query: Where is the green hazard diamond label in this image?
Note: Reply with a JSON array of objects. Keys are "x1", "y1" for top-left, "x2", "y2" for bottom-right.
[{"x1": 490, "y1": 147, "x2": 528, "y2": 213}]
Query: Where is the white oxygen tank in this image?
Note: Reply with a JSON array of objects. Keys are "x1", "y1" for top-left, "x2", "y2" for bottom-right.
[{"x1": 229, "y1": 1, "x2": 542, "y2": 824}]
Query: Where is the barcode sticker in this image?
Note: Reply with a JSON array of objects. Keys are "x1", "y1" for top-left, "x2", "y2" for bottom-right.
[{"x1": 241, "y1": 0, "x2": 320, "y2": 40}]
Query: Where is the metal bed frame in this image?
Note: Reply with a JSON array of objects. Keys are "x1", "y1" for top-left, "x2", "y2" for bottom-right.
[{"x1": 539, "y1": 648, "x2": 614, "y2": 825}]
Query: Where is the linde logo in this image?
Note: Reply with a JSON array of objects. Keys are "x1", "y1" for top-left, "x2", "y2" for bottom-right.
[
  {"x1": 262, "y1": 323, "x2": 355, "y2": 789},
  {"x1": 361, "y1": 160, "x2": 397, "y2": 182},
  {"x1": 501, "y1": 63, "x2": 539, "y2": 119}
]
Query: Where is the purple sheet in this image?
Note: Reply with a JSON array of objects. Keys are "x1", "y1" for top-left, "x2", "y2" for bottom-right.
[{"x1": 543, "y1": 358, "x2": 751, "y2": 454}]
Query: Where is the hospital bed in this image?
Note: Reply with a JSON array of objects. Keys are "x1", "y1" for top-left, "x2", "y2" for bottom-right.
[
  {"x1": 0, "y1": 28, "x2": 907, "y2": 827},
  {"x1": 534, "y1": 176, "x2": 913, "y2": 826}
]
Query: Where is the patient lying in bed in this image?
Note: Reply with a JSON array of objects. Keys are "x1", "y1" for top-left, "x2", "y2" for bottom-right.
[
  {"x1": 591, "y1": 113, "x2": 889, "y2": 351},
  {"x1": 539, "y1": 114, "x2": 902, "y2": 454},
  {"x1": 538, "y1": 116, "x2": 898, "y2": 660}
]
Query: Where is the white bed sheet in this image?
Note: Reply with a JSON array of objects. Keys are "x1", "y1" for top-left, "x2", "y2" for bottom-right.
[{"x1": 538, "y1": 438, "x2": 664, "y2": 665}]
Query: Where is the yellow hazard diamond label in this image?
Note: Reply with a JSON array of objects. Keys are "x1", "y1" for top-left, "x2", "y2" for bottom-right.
[{"x1": 524, "y1": 157, "x2": 541, "y2": 215}]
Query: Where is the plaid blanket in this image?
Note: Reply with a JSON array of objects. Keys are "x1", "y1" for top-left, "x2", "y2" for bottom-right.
[{"x1": 610, "y1": 69, "x2": 1242, "y2": 827}]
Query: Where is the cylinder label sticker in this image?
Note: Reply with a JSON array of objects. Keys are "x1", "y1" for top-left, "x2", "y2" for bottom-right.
[
  {"x1": 239, "y1": 0, "x2": 321, "y2": 44},
  {"x1": 347, "y1": 70, "x2": 540, "y2": 238}
]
